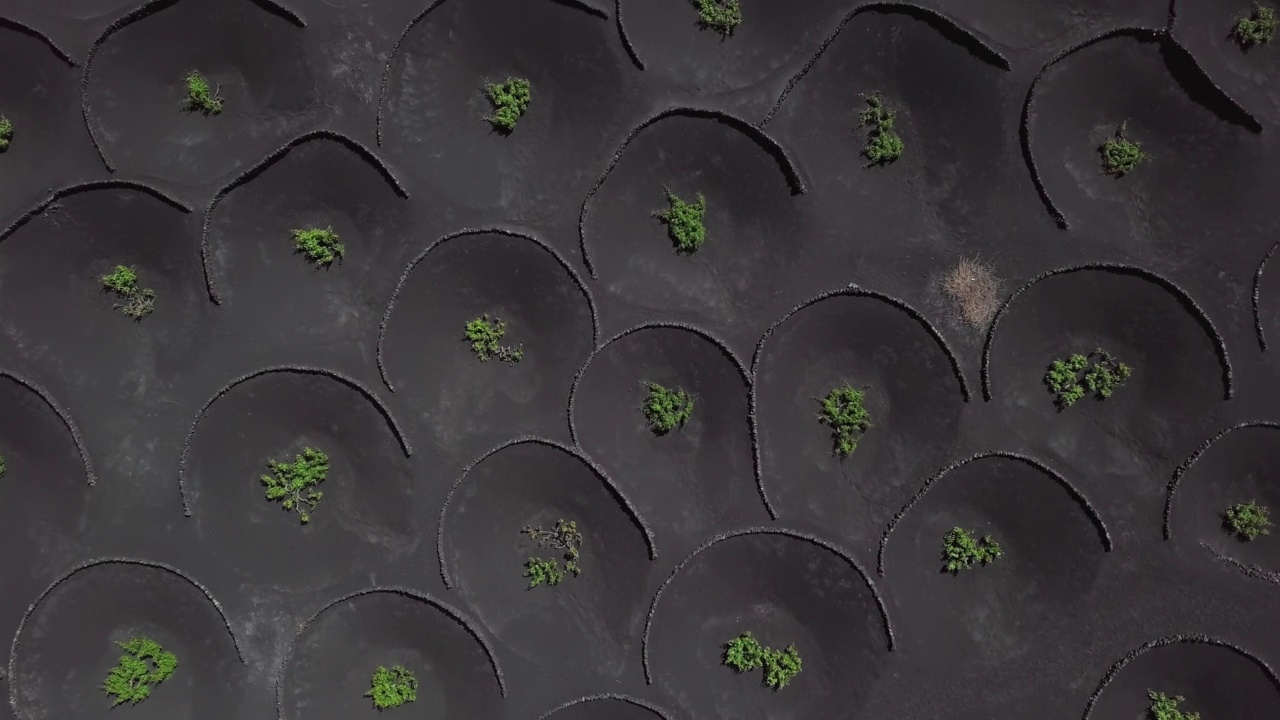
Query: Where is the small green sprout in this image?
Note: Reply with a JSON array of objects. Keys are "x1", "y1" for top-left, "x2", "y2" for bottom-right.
[
  {"x1": 101, "y1": 636, "x2": 177, "y2": 706},
  {"x1": 485, "y1": 77, "x2": 532, "y2": 133},
  {"x1": 463, "y1": 314, "x2": 524, "y2": 363},
  {"x1": 1234, "y1": 3, "x2": 1277, "y2": 47},
  {"x1": 1044, "y1": 348, "x2": 1132, "y2": 409},
  {"x1": 521, "y1": 519, "x2": 583, "y2": 588},
  {"x1": 655, "y1": 189, "x2": 708, "y2": 254},
  {"x1": 694, "y1": 0, "x2": 742, "y2": 36},
  {"x1": 1099, "y1": 121, "x2": 1148, "y2": 176},
  {"x1": 101, "y1": 264, "x2": 156, "y2": 321},
  {"x1": 365, "y1": 665, "x2": 418, "y2": 710},
  {"x1": 1147, "y1": 691, "x2": 1200, "y2": 720},
  {"x1": 181, "y1": 70, "x2": 223, "y2": 115},
  {"x1": 722, "y1": 632, "x2": 802, "y2": 690},
  {"x1": 642, "y1": 382, "x2": 695, "y2": 434},
  {"x1": 292, "y1": 227, "x2": 344, "y2": 267},
  {"x1": 942, "y1": 527, "x2": 1003, "y2": 573},
  {"x1": 817, "y1": 384, "x2": 872, "y2": 458},
  {"x1": 0, "y1": 116, "x2": 13, "y2": 152},
  {"x1": 261, "y1": 447, "x2": 329, "y2": 524},
  {"x1": 1224, "y1": 500, "x2": 1272, "y2": 541},
  {"x1": 858, "y1": 93, "x2": 904, "y2": 165}
]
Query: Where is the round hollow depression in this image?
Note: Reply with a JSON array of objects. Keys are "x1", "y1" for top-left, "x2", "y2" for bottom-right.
[
  {"x1": 542, "y1": 696, "x2": 665, "y2": 720},
  {"x1": 648, "y1": 532, "x2": 887, "y2": 719},
  {"x1": 443, "y1": 441, "x2": 650, "y2": 678},
  {"x1": 11, "y1": 562, "x2": 244, "y2": 720},
  {"x1": 882, "y1": 455, "x2": 1106, "y2": 673},
  {"x1": 754, "y1": 293, "x2": 964, "y2": 542},
  {"x1": 88, "y1": 0, "x2": 317, "y2": 184},
  {"x1": 381, "y1": 232, "x2": 594, "y2": 454},
  {"x1": 184, "y1": 371, "x2": 416, "y2": 590},
  {"x1": 281, "y1": 591, "x2": 503, "y2": 719},
  {"x1": 573, "y1": 327, "x2": 764, "y2": 545}
]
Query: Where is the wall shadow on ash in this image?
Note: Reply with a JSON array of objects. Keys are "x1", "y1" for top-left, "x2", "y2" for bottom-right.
[
  {"x1": 179, "y1": 367, "x2": 416, "y2": 591},
  {"x1": 570, "y1": 323, "x2": 767, "y2": 556},
  {"x1": 643, "y1": 528, "x2": 892, "y2": 720},
  {"x1": 535, "y1": 693, "x2": 670, "y2": 720},
  {"x1": 9, "y1": 559, "x2": 245, "y2": 720},
  {"x1": 908, "y1": 0, "x2": 1168, "y2": 50},
  {"x1": 378, "y1": 229, "x2": 597, "y2": 460},
  {"x1": 437, "y1": 438, "x2": 654, "y2": 681},
  {"x1": 83, "y1": 0, "x2": 317, "y2": 183},
  {"x1": 878, "y1": 452, "x2": 1111, "y2": 674},
  {"x1": 278, "y1": 587, "x2": 504, "y2": 720}
]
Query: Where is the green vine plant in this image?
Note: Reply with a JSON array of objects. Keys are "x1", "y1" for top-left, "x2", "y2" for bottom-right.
[
  {"x1": 101, "y1": 265, "x2": 157, "y2": 320},
  {"x1": 101, "y1": 636, "x2": 178, "y2": 707},
  {"x1": 941, "y1": 527, "x2": 1003, "y2": 573},
  {"x1": 655, "y1": 189, "x2": 708, "y2": 254},
  {"x1": 292, "y1": 227, "x2": 344, "y2": 267},
  {"x1": 1147, "y1": 691, "x2": 1201, "y2": 720},
  {"x1": 485, "y1": 77, "x2": 532, "y2": 133},
  {"x1": 1099, "y1": 121, "x2": 1148, "y2": 176},
  {"x1": 722, "y1": 632, "x2": 803, "y2": 690},
  {"x1": 463, "y1": 314, "x2": 524, "y2": 363},
  {"x1": 817, "y1": 384, "x2": 872, "y2": 458},
  {"x1": 642, "y1": 382, "x2": 694, "y2": 435},
  {"x1": 1224, "y1": 500, "x2": 1272, "y2": 541},
  {"x1": 693, "y1": 0, "x2": 742, "y2": 37},
  {"x1": 1043, "y1": 348, "x2": 1133, "y2": 409},
  {"x1": 182, "y1": 70, "x2": 223, "y2": 115},
  {"x1": 261, "y1": 447, "x2": 329, "y2": 524},
  {"x1": 1234, "y1": 3, "x2": 1277, "y2": 48},
  {"x1": 857, "y1": 93, "x2": 904, "y2": 166},
  {"x1": 365, "y1": 665, "x2": 418, "y2": 710},
  {"x1": 0, "y1": 116, "x2": 13, "y2": 152},
  {"x1": 521, "y1": 519, "x2": 583, "y2": 589}
]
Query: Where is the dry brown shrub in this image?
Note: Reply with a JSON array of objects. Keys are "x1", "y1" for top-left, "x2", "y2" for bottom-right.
[{"x1": 942, "y1": 257, "x2": 1001, "y2": 330}]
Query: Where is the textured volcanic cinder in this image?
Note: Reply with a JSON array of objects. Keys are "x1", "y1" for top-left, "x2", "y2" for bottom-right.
[
  {"x1": 570, "y1": 324, "x2": 767, "y2": 553},
  {"x1": 378, "y1": 0, "x2": 635, "y2": 218},
  {"x1": 536, "y1": 693, "x2": 669, "y2": 720},
  {"x1": 9, "y1": 560, "x2": 245, "y2": 720},
  {"x1": 1173, "y1": 0, "x2": 1280, "y2": 126},
  {"x1": 182, "y1": 370, "x2": 417, "y2": 590},
  {"x1": 1081, "y1": 636, "x2": 1280, "y2": 720},
  {"x1": 278, "y1": 588, "x2": 504, "y2": 720},
  {"x1": 644, "y1": 529, "x2": 890, "y2": 719},
  {"x1": 438, "y1": 439, "x2": 652, "y2": 682},
  {"x1": 83, "y1": 0, "x2": 318, "y2": 182},
  {"x1": 878, "y1": 453, "x2": 1110, "y2": 674},
  {"x1": 379, "y1": 230, "x2": 595, "y2": 458},
  {"x1": 752, "y1": 290, "x2": 966, "y2": 541}
]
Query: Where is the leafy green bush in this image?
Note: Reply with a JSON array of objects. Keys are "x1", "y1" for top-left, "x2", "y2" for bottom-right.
[
  {"x1": 1224, "y1": 500, "x2": 1272, "y2": 541},
  {"x1": 365, "y1": 665, "x2": 418, "y2": 710},
  {"x1": 1099, "y1": 121, "x2": 1148, "y2": 176},
  {"x1": 261, "y1": 447, "x2": 328, "y2": 524},
  {"x1": 0, "y1": 116, "x2": 13, "y2": 152},
  {"x1": 485, "y1": 77, "x2": 531, "y2": 133},
  {"x1": 655, "y1": 190, "x2": 708, "y2": 254},
  {"x1": 521, "y1": 519, "x2": 583, "y2": 589},
  {"x1": 694, "y1": 0, "x2": 742, "y2": 36},
  {"x1": 292, "y1": 227, "x2": 344, "y2": 267},
  {"x1": 101, "y1": 265, "x2": 156, "y2": 321},
  {"x1": 1044, "y1": 348, "x2": 1132, "y2": 409},
  {"x1": 182, "y1": 70, "x2": 222, "y2": 115},
  {"x1": 722, "y1": 632, "x2": 802, "y2": 690},
  {"x1": 1147, "y1": 691, "x2": 1200, "y2": 720},
  {"x1": 858, "y1": 93, "x2": 904, "y2": 165},
  {"x1": 817, "y1": 384, "x2": 872, "y2": 458},
  {"x1": 942, "y1": 527, "x2": 1003, "y2": 573},
  {"x1": 1235, "y1": 3, "x2": 1277, "y2": 47},
  {"x1": 463, "y1": 314, "x2": 524, "y2": 363},
  {"x1": 642, "y1": 382, "x2": 694, "y2": 434},
  {"x1": 101, "y1": 636, "x2": 177, "y2": 706}
]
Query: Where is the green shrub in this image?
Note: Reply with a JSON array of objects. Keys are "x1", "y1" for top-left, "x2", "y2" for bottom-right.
[
  {"x1": 1234, "y1": 3, "x2": 1277, "y2": 47},
  {"x1": 722, "y1": 632, "x2": 802, "y2": 690},
  {"x1": 655, "y1": 190, "x2": 708, "y2": 254},
  {"x1": 521, "y1": 519, "x2": 583, "y2": 589},
  {"x1": 1147, "y1": 691, "x2": 1200, "y2": 720},
  {"x1": 101, "y1": 265, "x2": 156, "y2": 321},
  {"x1": 292, "y1": 227, "x2": 344, "y2": 267},
  {"x1": 642, "y1": 382, "x2": 694, "y2": 434},
  {"x1": 1224, "y1": 500, "x2": 1272, "y2": 541},
  {"x1": 723, "y1": 632, "x2": 766, "y2": 672},
  {"x1": 101, "y1": 636, "x2": 177, "y2": 707},
  {"x1": 817, "y1": 384, "x2": 872, "y2": 458},
  {"x1": 365, "y1": 665, "x2": 417, "y2": 710},
  {"x1": 0, "y1": 116, "x2": 12, "y2": 152},
  {"x1": 182, "y1": 70, "x2": 222, "y2": 115},
  {"x1": 463, "y1": 314, "x2": 524, "y2": 363},
  {"x1": 1099, "y1": 121, "x2": 1148, "y2": 176},
  {"x1": 858, "y1": 93, "x2": 904, "y2": 165},
  {"x1": 261, "y1": 447, "x2": 328, "y2": 524},
  {"x1": 694, "y1": 0, "x2": 742, "y2": 36},
  {"x1": 942, "y1": 527, "x2": 1003, "y2": 573},
  {"x1": 1044, "y1": 348, "x2": 1132, "y2": 409},
  {"x1": 485, "y1": 77, "x2": 531, "y2": 133}
]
